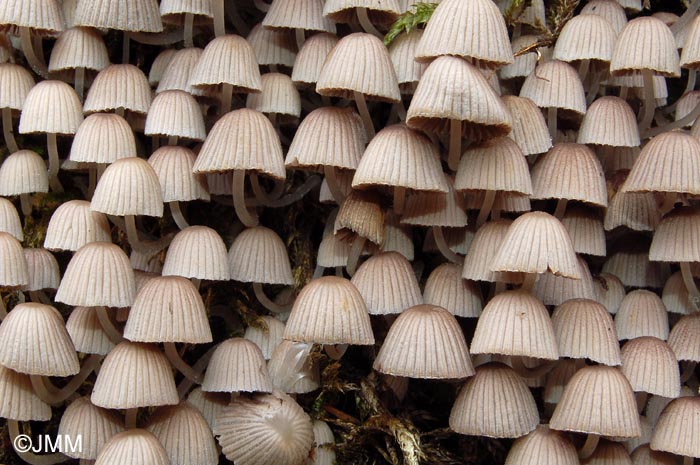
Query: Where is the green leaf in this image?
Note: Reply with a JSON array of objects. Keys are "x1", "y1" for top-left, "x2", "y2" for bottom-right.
[{"x1": 384, "y1": 2, "x2": 439, "y2": 46}]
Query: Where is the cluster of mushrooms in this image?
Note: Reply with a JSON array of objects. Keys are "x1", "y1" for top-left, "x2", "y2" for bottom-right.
[{"x1": 1, "y1": 0, "x2": 700, "y2": 464}]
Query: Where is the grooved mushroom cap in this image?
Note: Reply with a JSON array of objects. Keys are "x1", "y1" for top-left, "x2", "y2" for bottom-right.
[
  {"x1": 455, "y1": 136, "x2": 532, "y2": 195},
  {"x1": 214, "y1": 390, "x2": 314, "y2": 465},
  {"x1": 189, "y1": 34, "x2": 262, "y2": 91},
  {"x1": 415, "y1": 0, "x2": 512, "y2": 68},
  {"x1": 401, "y1": 176, "x2": 468, "y2": 227},
  {"x1": 578, "y1": 96, "x2": 640, "y2": 147},
  {"x1": 186, "y1": 388, "x2": 228, "y2": 429},
  {"x1": 520, "y1": 60, "x2": 587, "y2": 114},
  {"x1": 462, "y1": 220, "x2": 520, "y2": 283},
  {"x1": 389, "y1": 29, "x2": 427, "y2": 92},
  {"x1": 550, "y1": 365, "x2": 641, "y2": 437},
  {"x1": 373, "y1": 304, "x2": 474, "y2": 379},
  {"x1": 229, "y1": 226, "x2": 294, "y2": 285},
  {"x1": 544, "y1": 359, "x2": 579, "y2": 405},
  {"x1": 681, "y1": 16, "x2": 700, "y2": 69},
  {"x1": 124, "y1": 276, "x2": 212, "y2": 344},
  {"x1": 147, "y1": 402, "x2": 218, "y2": 465},
  {"x1": 615, "y1": 290, "x2": 669, "y2": 341},
  {"x1": 244, "y1": 316, "x2": 286, "y2": 360},
  {"x1": 491, "y1": 212, "x2": 581, "y2": 279},
  {"x1": 286, "y1": 106, "x2": 366, "y2": 171},
  {"x1": 91, "y1": 157, "x2": 164, "y2": 217},
  {"x1": 0, "y1": 232, "x2": 29, "y2": 288},
  {"x1": 449, "y1": 363, "x2": 539, "y2": 438},
  {"x1": 69, "y1": 113, "x2": 137, "y2": 164},
  {"x1": 334, "y1": 190, "x2": 384, "y2": 244},
  {"x1": 0, "y1": 63, "x2": 35, "y2": 110},
  {"x1": 662, "y1": 271, "x2": 694, "y2": 315},
  {"x1": 94, "y1": 429, "x2": 170, "y2": 465},
  {"x1": 0, "y1": 150, "x2": 49, "y2": 195},
  {"x1": 631, "y1": 444, "x2": 677, "y2": 465},
  {"x1": 677, "y1": 91, "x2": 700, "y2": 127},
  {"x1": 56, "y1": 241, "x2": 136, "y2": 307},
  {"x1": 157, "y1": 47, "x2": 205, "y2": 96},
  {"x1": 0, "y1": 0, "x2": 64, "y2": 30},
  {"x1": 650, "y1": 207, "x2": 700, "y2": 262},
  {"x1": 651, "y1": 396, "x2": 700, "y2": 458},
  {"x1": 552, "y1": 298, "x2": 621, "y2": 365},
  {"x1": 83, "y1": 64, "x2": 152, "y2": 114},
  {"x1": 66, "y1": 306, "x2": 115, "y2": 355},
  {"x1": 317, "y1": 226, "x2": 350, "y2": 267},
  {"x1": 149, "y1": 49, "x2": 177, "y2": 86},
  {"x1": 144, "y1": 90, "x2": 206, "y2": 141},
  {"x1": 44, "y1": 199, "x2": 111, "y2": 252},
  {"x1": 323, "y1": 0, "x2": 400, "y2": 23},
  {"x1": 23, "y1": 248, "x2": 60, "y2": 291},
  {"x1": 504, "y1": 425, "x2": 579, "y2": 465},
  {"x1": 267, "y1": 339, "x2": 320, "y2": 394},
  {"x1": 162, "y1": 226, "x2": 231, "y2": 281},
  {"x1": 668, "y1": 313, "x2": 700, "y2": 361},
  {"x1": 352, "y1": 124, "x2": 448, "y2": 192},
  {"x1": 147, "y1": 146, "x2": 210, "y2": 202},
  {"x1": 499, "y1": 35, "x2": 539, "y2": 81},
  {"x1": 263, "y1": 0, "x2": 335, "y2": 32},
  {"x1": 0, "y1": 302, "x2": 79, "y2": 376},
  {"x1": 423, "y1": 263, "x2": 482, "y2": 318},
  {"x1": 502, "y1": 95, "x2": 552, "y2": 156},
  {"x1": 91, "y1": 342, "x2": 178, "y2": 409},
  {"x1": 317, "y1": 32, "x2": 400, "y2": 103},
  {"x1": 610, "y1": 16, "x2": 680, "y2": 77},
  {"x1": 0, "y1": 365, "x2": 51, "y2": 421},
  {"x1": 605, "y1": 188, "x2": 660, "y2": 232},
  {"x1": 160, "y1": 0, "x2": 213, "y2": 17},
  {"x1": 49, "y1": 27, "x2": 110, "y2": 72},
  {"x1": 247, "y1": 23, "x2": 297, "y2": 68},
  {"x1": 350, "y1": 251, "x2": 422, "y2": 315},
  {"x1": 74, "y1": 0, "x2": 162, "y2": 31},
  {"x1": 0, "y1": 198, "x2": 23, "y2": 241},
  {"x1": 603, "y1": 240, "x2": 671, "y2": 289},
  {"x1": 620, "y1": 336, "x2": 680, "y2": 398},
  {"x1": 202, "y1": 338, "x2": 272, "y2": 393},
  {"x1": 19, "y1": 80, "x2": 83, "y2": 134},
  {"x1": 58, "y1": 396, "x2": 124, "y2": 460},
  {"x1": 193, "y1": 108, "x2": 285, "y2": 180},
  {"x1": 406, "y1": 56, "x2": 512, "y2": 141},
  {"x1": 291, "y1": 32, "x2": 338, "y2": 87},
  {"x1": 532, "y1": 255, "x2": 597, "y2": 306},
  {"x1": 531, "y1": 143, "x2": 607, "y2": 207},
  {"x1": 284, "y1": 276, "x2": 375, "y2": 345},
  {"x1": 584, "y1": 441, "x2": 632, "y2": 465},
  {"x1": 471, "y1": 290, "x2": 559, "y2": 360},
  {"x1": 246, "y1": 72, "x2": 301, "y2": 120},
  {"x1": 561, "y1": 205, "x2": 606, "y2": 256},
  {"x1": 553, "y1": 14, "x2": 617, "y2": 63}
]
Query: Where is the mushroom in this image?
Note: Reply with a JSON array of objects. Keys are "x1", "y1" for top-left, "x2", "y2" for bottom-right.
[
  {"x1": 95, "y1": 429, "x2": 170, "y2": 465},
  {"x1": 201, "y1": 338, "x2": 273, "y2": 394},
  {"x1": 0, "y1": 150, "x2": 49, "y2": 218},
  {"x1": 262, "y1": 0, "x2": 335, "y2": 51},
  {"x1": 146, "y1": 403, "x2": 218, "y2": 465},
  {"x1": 58, "y1": 396, "x2": 124, "y2": 462},
  {"x1": 0, "y1": 63, "x2": 34, "y2": 154}
]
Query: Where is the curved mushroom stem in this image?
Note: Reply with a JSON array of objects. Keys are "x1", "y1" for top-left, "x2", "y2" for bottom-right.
[
  {"x1": 548, "y1": 107, "x2": 558, "y2": 140},
  {"x1": 164, "y1": 342, "x2": 203, "y2": 383},
  {"x1": 20, "y1": 194, "x2": 32, "y2": 217},
  {"x1": 169, "y1": 201, "x2": 190, "y2": 230},
  {"x1": 686, "y1": 69, "x2": 697, "y2": 94},
  {"x1": 2, "y1": 107, "x2": 18, "y2": 153},
  {"x1": 346, "y1": 236, "x2": 366, "y2": 277},
  {"x1": 521, "y1": 273, "x2": 538, "y2": 291},
  {"x1": 254, "y1": 0, "x2": 270, "y2": 11},
  {"x1": 324, "y1": 344, "x2": 349, "y2": 360},
  {"x1": 46, "y1": 133, "x2": 64, "y2": 193},
  {"x1": 554, "y1": 198, "x2": 568, "y2": 219},
  {"x1": 586, "y1": 71, "x2": 602, "y2": 105},
  {"x1": 395, "y1": 100, "x2": 407, "y2": 122},
  {"x1": 122, "y1": 32, "x2": 130, "y2": 64},
  {"x1": 253, "y1": 282, "x2": 293, "y2": 313},
  {"x1": 221, "y1": 83, "x2": 233, "y2": 115},
  {"x1": 448, "y1": 119, "x2": 462, "y2": 172},
  {"x1": 476, "y1": 190, "x2": 496, "y2": 226},
  {"x1": 295, "y1": 28, "x2": 305, "y2": 52},
  {"x1": 124, "y1": 214, "x2": 150, "y2": 255},
  {"x1": 578, "y1": 434, "x2": 600, "y2": 460},
  {"x1": 233, "y1": 170, "x2": 259, "y2": 227},
  {"x1": 354, "y1": 91, "x2": 375, "y2": 139},
  {"x1": 0, "y1": 294, "x2": 6, "y2": 320},
  {"x1": 619, "y1": 86, "x2": 629, "y2": 100},
  {"x1": 644, "y1": 99, "x2": 700, "y2": 139},
  {"x1": 312, "y1": 264, "x2": 325, "y2": 278},
  {"x1": 8, "y1": 420, "x2": 68, "y2": 465},
  {"x1": 29, "y1": 354, "x2": 102, "y2": 405},
  {"x1": 672, "y1": 0, "x2": 700, "y2": 34},
  {"x1": 324, "y1": 166, "x2": 346, "y2": 205},
  {"x1": 357, "y1": 7, "x2": 383, "y2": 38},
  {"x1": 96, "y1": 306, "x2": 124, "y2": 345},
  {"x1": 184, "y1": 13, "x2": 194, "y2": 47},
  {"x1": 510, "y1": 356, "x2": 555, "y2": 379},
  {"x1": 75, "y1": 67, "x2": 85, "y2": 102},
  {"x1": 250, "y1": 173, "x2": 284, "y2": 205},
  {"x1": 433, "y1": 226, "x2": 463, "y2": 265},
  {"x1": 660, "y1": 192, "x2": 677, "y2": 216},
  {"x1": 393, "y1": 187, "x2": 406, "y2": 216},
  {"x1": 639, "y1": 69, "x2": 656, "y2": 132},
  {"x1": 19, "y1": 27, "x2": 49, "y2": 78},
  {"x1": 125, "y1": 408, "x2": 138, "y2": 429},
  {"x1": 335, "y1": 266, "x2": 344, "y2": 277},
  {"x1": 28, "y1": 290, "x2": 51, "y2": 305},
  {"x1": 681, "y1": 361, "x2": 698, "y2": 382},
  {"x1": 681, "y1": 262, "x2": 700, "y2": 311},
  {"x1": 177, "y1": 344, "x2": 219, "y2": 398},
  {"x1": 214, "y1": 0, "x2": 226, "y2": 36}
]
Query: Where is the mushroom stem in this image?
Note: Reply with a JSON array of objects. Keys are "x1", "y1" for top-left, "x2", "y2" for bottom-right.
[
  {"x1": 125, "y1": 408, "x2": 138, "y2": 429},
  {"x1": 253, "y1": 282, "x2": 293, "y2": 313},
  {"x1": 672, "y1": 0, "x2": 700, "y2": 34},
  {"x1": 96, "y1": 306, "x2": 124, "y2": 345},
  {"x1": 335, "y1": 266, "x2": 344, "y2": 277},
  {"x1": 643, "y1": 99, "x2": 700, "y2": 139},
  {"x1": 254, "y1": 0, "x2": 270, "y2": 11},
  {"x1": 393, "y1": 187, "x2": 406, "y2": 216},
  {"x1": 620, "y1": 86, "x2": 629, "y2": 100},
  {"x1": 681, "y1": 361, "x2": 697, "y2": 382},
  {"x1": 8, "y1": 420, "x2": 68, "y2": 465},
  {"x1": 639, "y1": 69, "x2": 656, "y2": 132},
  {"x1": 521, "y1": 273, "x2": 537, "y2": 291},
  {"x1": 214, "y1": 0, "x2": 226, "y2": 36},
  {"x1": 433, "y1": 226, "x2": 463, "y2": 265},
  {"x1": 46, "y1": 133, "x2": 64, "y2": 193},
  {"x1": 356, "y1": 7, "x2": 383, "y2": 38},
  {"x1": 346, "y1": 236, "x2": 366, "y2": 276},
  {"x1": 295, "y1": 28, "x2": 305, "y2": 51},
  {"x1": 124, "y1": 214, "x2": 148, "y2": 255},
  {"x1": 233, "y1": 170, "x2": 259, "y2": 227},
  {"x1": 395, "y1": 100, "x2": 407, "y2": 122},
  {"x1": 324, "y1": 344, "x2": 348, "y2": 360},
  {"x1": 28, "y1": 290, "x2": 51, "y2": 305},
  {"x1": 0, "y1": 294, "x2": 6, "y2": 320},
  {"x1": 177, "y1": 344, "x2": 218, "y2": 398},
  {"x1": 578, "y1": 434, "x2": 600, "y2": 460},
  {"x1": 548, "y1": 107, "x2": 558, "y2": 140},
  {"x1": 476, "y1": 190, "x2": 496, "y2": 226},
  {"x1": 19, "y1": 27, "x2": 49, "y2": 78},
  {"x1": 680, "y1": 262, "x2": 700, "y2": 311},
  {"x1": 122, "y1": 32, "x2": 130, "y2": 64},
  {"x1": 510, "y1": 356, "x2": 555, "y2": 379},
  {"x1": 354, "y1": 91, "x2": 375, "y2": 139},
  {"x1": 169, "y1": 201, "x2": 190, "y2": 230},
  {"x1": 686, "y1": 69, "x2": 697, "y2": 94},
  {"x1": 586, "y1": 71, "x2": 602, "y2": 105},
  {"x1": 221, "y1": 83, "x2": 233, "y2": 114},
  {"x1": 75, "y1": 67, "x2": 85, "y2": 101},
  {"x1": 29, "y1": 354, "x2": 102, "y2": 405},
  {"x1": 554, "y1": 198, "x2": 568, "y2": 219},
  {"x1": 324, "y1": 166, "x2": 346, "y2": 205},
  {"x1": 184, "y1": 13, "x2": 194, "y2": 48},
  {"x1": 254, "y1": 175, "x2": 321, "y2": 208},
  {"x1": 164, "y1": 342, "x2": 203, "y2": 383},
  {"x1": 660, "y1": 192, "x2": 677, "y2": 215},
  {"x1": 578, "y1": 59, "x2": 590, "y2": 83},
  {"x1": 167, "y1": 135, "x2": 178, "y2": 146},
  {"x1": 20, "y1": 194, "x2": 32, "y2": 217},
  {"x1": 312, "y1": 264, "x2": 325, "y2": 278},
  {"x1": 2, "y1": 107, "x2": 18, "y2": 153},
  {"x1": 448, "y1": 119, "x2": 462, "y2": 172},
  {"x1": 250, "y1": 173, "x2": 283, "y2": 205}
]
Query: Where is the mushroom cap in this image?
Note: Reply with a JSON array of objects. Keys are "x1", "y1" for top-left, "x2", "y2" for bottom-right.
[
  {"x1": 0, "y1": 0, "x2": 64, "y2": 30},
  {"x1": 186, "y1": 388, "x2": 228, "y2": 429},
  {"x1": 94, "y1": 429, "x2": 170, "y2": 465},
  {"x1": 228, "y1": 226, "x2": 294, "y2": 285},
  {"x1": 449, "y1": 363, "x2": 539, "y2": 438},
  {"x1": 74, "y1": 0, "x2": 162, "y2": 31},
  {"x1": 423, "y1": 263, "x2": 482, "y2": 318},
  {"x1": 0, "y1": 231, "x2": 29, "y2": 288},
  {"x1": 604, "y1": 190, "x2": 660, "y2": 232},
  {"x1": 578, "y1": 96, "x2": 640, "y2": 147},
  {"x1": 401, "y1": 176, "x2": 468, "y2": 228},
  {"x1": 662, "y1": 271, "x2": 694, "y2": 316},
  {"x1": 415, "y1": 0, "x2": 513, "y2": 68},
  {"x1": 500, "y1": 35, "x2": 540, "y2": 80},
  {"x1": 0, "y1": 198, "x2": 23, "y2": 241},
  {"x1": 23, "y1": 248, "x2": 60, "y2": 291},
  {"x1": 681, "y1": 16, "x2": 700, "y2": 69},
  {"x1": 631, "y1": 444, "x2": 677, "y2": 465},
  {"x1": 462, "y1": 220, "x2": 519, "y2": 283},
  {"x1": 471, "y1": 290, "x2": 559, "y2": 360},
  {"x1": 334, "y1": 189, "x2": 384, "y2": 245},
  {"x1": 389, "y1": 29, "x2": 427, "y2": 91},
  {"x1": 267, "y1": 339, "x2": 320, "y2": 394},
  {"x1": 284, "y1": 276, "x2": 375, "y2": 345},
  {"x1": 550, "y1": 365, "x2": 641, "y2": 437},
  {"x1": 373, "y1": 304, "x2": 474, "y2": 379},
  {"x1": 501, "y1": 95, "x2": 552, "y2": 156},
  {"x1": 651, "y1": 396, "x2": 700, "y2": 458},
  {"x1": 124, "y1": 276, "x2": 212, "y2": 344},
  {"x1": 676, "y1": 91, "x2": 700, "y2": 127},
  {"x1": 504, "y1": 425, "x2": 579, "y2": 465},
  {"x1": 147, "y1": 146, "x2": 210, "y2": 202},
  {"x1": 66, "y1": 306, "x2": 115, "y2": 355},
  {"x1": 584, "y1": 441, "x2": 633, "y2": 465},
  {"x1": 552, "y1": 298, "x2": 621, "y2": 365},
  {"x1": 58, "y1": 396, "x2": 124, "y2": 460},
  {"x1": 532, "y1": 255, "x2": 596, "y2": 306},
  {"x1": 316, "y1": 32, "x2": 400, "y2": 103},
  {"x1": 610, "y1": 16, "x2": 680, "y2": 77},
  {"x1": 246, "y1": 72, "x2": 301, "y2": 120},
  {"x1": 620, "y1": 336, "x2": 680, "y2": 398},
  {"x1": 668, "y1": 313, "x2": 700, "y2": 362},
  {"x1": 83, "y1": 64, "x2": 152, "y2": 114},
  {"x1": 55, "y1": 241, "x2": 136, "y2": 307},
  {"x1": 615, "y1": 290, "x2": 669, "y2": 341},
  {"x1": 0, "y1": 365, "x2": 51, "y2": 421},
  {"x1": 291, "y1": 32, "x2": 338, "y2": 87},
  {"x1": 544, "y1": 359, "x2": 579, "y2": 406},
  {"x1": 162, "y1": 226, "x2": 232, "y2": 281},
  {"x1": 189, "y1": 34, "x2": 262, "y2": 91},
  {"x1": 650, "y1": 207, "x2": 700, "y2": 262},
  {"x1": 0, "y1": 149, "x2": 49, "y2": 196},
  {"x1": 323, "y1": 0, "x2": 400, "y2": 23},
  {"x1": 603, "y1": 239, "x2": 671, "y2": 289},
  {"x1": 148, "y1": 49, "x2": 177, "y2": 86},
  {"x1": 317, "y1": 225, "x2": 351, "y2": 268},
  {"x1": 19, "y1": 80, "x2": 83, "y2": 134},
  {"x1": 561, "y1": 205, "x2": 607, "y2": 257},
  {"x1": 157, "y1": 47, "x2": 206, "y2": 96},
  {"x1": 520, "y1": 60, "x2": 587, "y2": 114},
  {"x1": 247, "y1": 23, "x2": 297, "y2": 68},
  {"x1": 0, "y1": 302, "x2": 79, "y2": 376},
  {"x1": 553, "y1": 14, "x2": 617, "y2": 63},
  {"x1": 244, "y1": 316, "x2": 286, "y2": 360},
  {"x1": 49, "y1": 26, "x2": 110, "y2": 72},
  {"x1": 91, "y1": 341, "x2": 178, "y2": 409},
  {"x1": 144, "y1": 89, "x2": 206, "y2": 141},
  {"x1": 214, "y1": 390, "x2": 314, "y2": 465},
  {"x1": 0, "y1": 63, "x2": 35, "y2": 110},
  {"x1": 44, "y1": 199, "x2": 111, "y2": 252},
  {"x1": 160, "y1": 0, "x2": 213, "y2": 17},
  {"x1": 69, "y1": 113, "x2": 137, "y2": 164},
  {"x1": 262, "y1": 0, "x2": 335, "y2": 32},
  {"x1": 202, "y1": 338, "x2": 273, "y2": 393},
  {"x1": 91, "y1": 157, "x2": 164, "y2": 217}
]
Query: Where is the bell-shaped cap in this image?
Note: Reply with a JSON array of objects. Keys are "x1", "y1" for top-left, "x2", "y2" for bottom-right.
[
  {"x1": 502, "y1": 95, "x2": 552, "y2": 156},
  {"x1": 0, "y1": 232, "x2": 28, "y2": 288},
  {"x1": 83, "y1": 64, "x2": 152, "y2": 114},
  {"x1": 189, "y1": 34, "x2": 262, "y2": 92},
  {"x1": 504, "y1": 425, "x2": 579, "y2": 465},
  {"x1": 668, "y1": 313, "x2": 700, "y2": 362},
  {"x1": 23, "y1": 248, "x2": 60, "y2": 291},
  {"x1": 520, "y1": 60, "x2": 586, "y2": 114},
  {"x1": 19, "y1": 80, "x2": 83, "y2": 134},
  {"x1": 610, "y1": 16, "x2": 680, "y2": 77},
  {"x1": 0, "y1": 150, "x2": 49, "y2": 196},
  {"x1": 144, "y1": 89, "x2": 206, "y2": 141},
  {"x1": 147, "y1": 402, "x2": 218, "y2": 465},
  {"x1": 58, "y1": 396, "x2": 124, "y2": 460},
  {"x1": 553, "y1": 13, "x2": 617, "y2": 63},
  {"x1": 578, "y1": 96, "x2": 640, "y2": 147},
  {"x1": 246, "y1": 72, "x2": 301, "y2": 121},
  {"x1": 69, "y1": 113, "x2": 137, "y2": 164},
  {"x1": 186, "y1": 388, "x2": 227, "y2": 429},
  {"x1": 244, "y1": 316, "x2": 285, "y2": 360},
  {"x1": 147, "y1": 146, "x2": 209, "y2": 202},
  {"x1": 462, "y1": 220, "x2": 518, "y2": 283},
  {"x1": 247, "y1": 23, "x2": 296, "y2": 68},
  {"x1": 620, "y1": 336, "x2": 680, "y2": 398},
  {"x1": 0, "y1": 365, "x2": 51, "y2": 421},
  {"x1": 156, "y1": 47, "x2": 205, "y2": 96},
  {"x1": 91, "y1": 157, "x2": 164, "y2": 217},
  {"x1": 650, "y1": 207, "x2": 700, "y2": 262},
  {"x1": 74, "y1": 0, "x2": 163, "y2": 32},
  {"x1": 263, "y1": 0, "x2": 335, "y2": 32},
  {"x1": 162, "y1": 226, "x2": 231, "y2": 280},
  {"x1": 423, "y1": 263, "x2": 482, "y2": 318},
  {"x1": 651, "y1": 396, "x2": 700, "y2": 458},
  {"x1": 44, "y1": 199, "x2": 111, "y2": 251},
  {"x1": 66, "y1": 306, "x2": 115, "y2": 356},
  {"x1": 228, "y1": 226, "x2": 294, "y2": 285},
  {"x1": 615, "y1": 290, "x2": 669, "y2": 341},
  {"x1": 291, "y1": 32, "x2": 338, "y2": 87},
  {"x1": 94, "y1": 429, "x2": 170, "y2": 465},
  {"x1": 0, "y1": 63, "x2": 35, "y2": 110},
  {"x1": 201, "y1": 338, "x2": 273, "y2": 393},
  {"x1": 49, "y1": 27, "x2": 110, "y2": 73}
]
